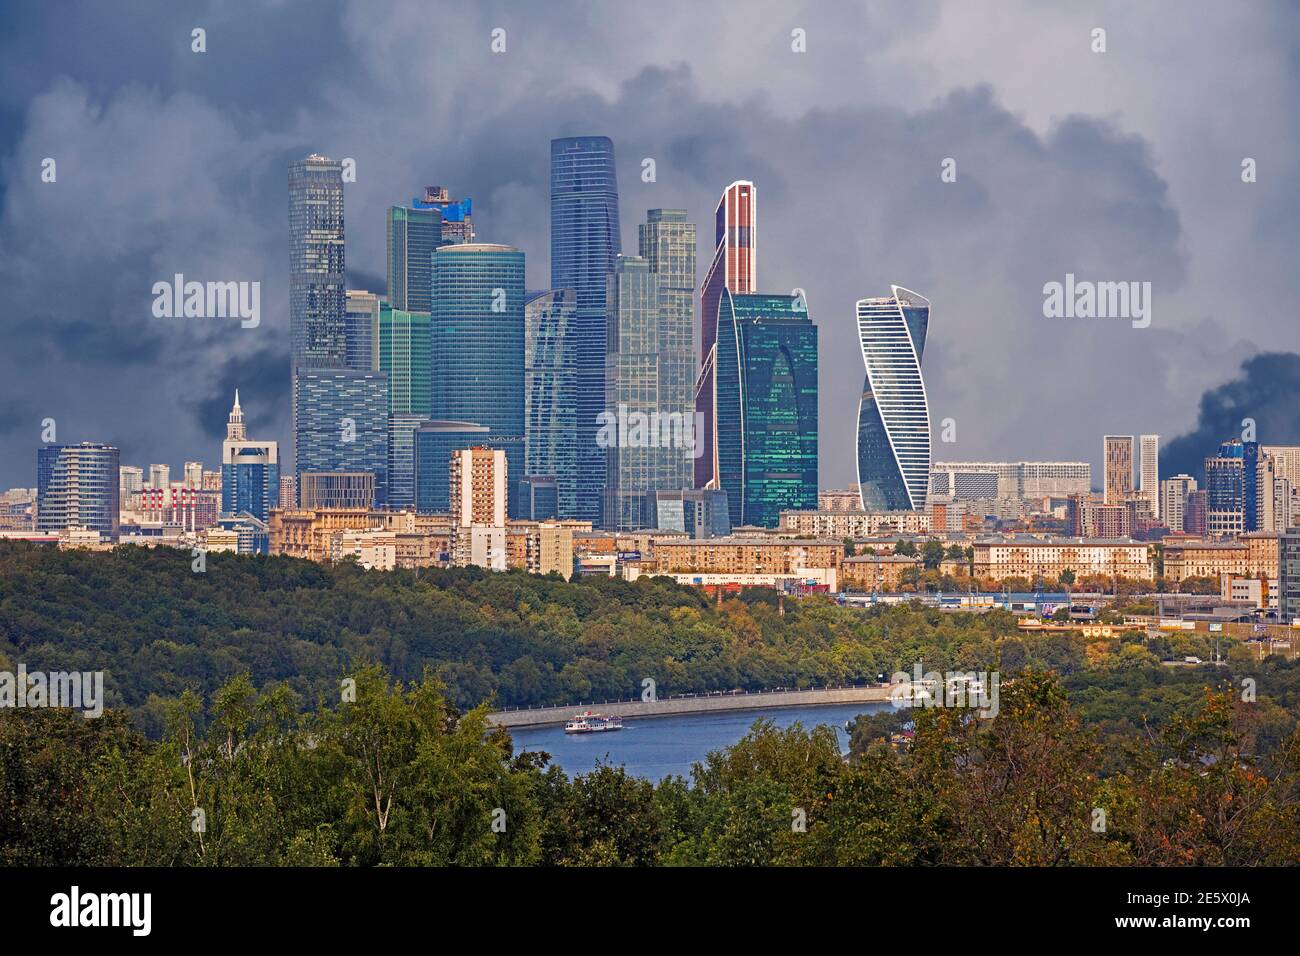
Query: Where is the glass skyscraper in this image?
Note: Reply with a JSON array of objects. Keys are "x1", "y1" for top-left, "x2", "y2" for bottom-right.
[
  {"x1": 696, "y1": 181, "x2": 756, "y2": 489},
  {"x1": 856, "y1": 287, "x2": 931, "y2": 512},
  {"x1": 289, "y1": 154, "x2": 348, "y2": 477},
  {"x1": 344, "y1": 290, "x2": 379, "y2": 371},
  {"x1": 289, "y1": 155, "x2": 347, "y2": 370},
  {"x1": 378, "y1": 303, "x2": 432, "y2": 416},
  {"x1": 292, "y1": 369, "x2": 389, "y2": 506},
  {"x1": 714, "y1": 289, "x2": 818, "y2": 528},
  {"x1": 602, "y1": 234, "x2": 697, "y2": 530},
  {"x1": 430, "y1": 243, "x2": 526, "y2": 515},
  {"x1": 36, "y1": 442, "x2": 121, "y2": 539},
  {"x1": 525, "y1": 288, "x2": 578, "y2": 518},
  {"x1": 387, "y1": 204, "x2": 441, "y2": 312},
  {"x1": 387, "y1": 413, "x2": 426, "y2": 509},
  {"x1": 550, "y1": 136, "x2": 621, "y2": 522}
]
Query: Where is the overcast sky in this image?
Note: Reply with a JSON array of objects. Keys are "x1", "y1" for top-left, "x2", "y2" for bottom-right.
[{"x1": 1, "y1": 0, "x2": 1297, "y2": 490}]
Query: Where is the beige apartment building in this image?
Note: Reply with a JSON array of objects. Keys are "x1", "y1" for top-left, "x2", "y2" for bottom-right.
[
  {"x1": 973, "y1": 538, "x2": 1153, "y2": 582},
  {"x1": 1162, "y1": 534, "x2": 1278, "y2": 583},
  {"x1": 779, "y1": 509, "x2": 932, "y2": 537},
  {"x1": 650, "y1": 537, "x2": 844, "y2": 575}
]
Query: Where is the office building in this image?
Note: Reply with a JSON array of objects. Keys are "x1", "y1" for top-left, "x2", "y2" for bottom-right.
[
  {"x1": 714, "y1": 289, "x2": 818, "y2": 528},
  {"x1": 36, "y1": 442, "x2": 120, "y2": 539},
  {"x1": 856, "y1": 286, "x2": 931, "y2": 512},
  {"x1": 524, "y1": 288, "x2": 578, "y2": 517},
  {"x1": 292, "y1": 369, "x2": 389, "y2": 506},
  {"x1": 414, "y1": 420, "x2": 489, "y2": 514},
  {"x1": 1205, "y1": 439, "x2": 1258, "y2": 535},
  {"x1": 344, "y1": 290, "x2": 380, "y2": 372},
  {"x1": 378, "y1": 303, "x2": 432, "y2": 416},
  {"x1": 550, "y1": 136, "x2": 621, "y2": 522},
  {"x1": 1280, "y1": 530, "x2": 1300, "y2": 624},
  {"x1": 387, "y1": 413, "x2": 426, "y2": 510},
  {"x1": 930, "y1": 462, "x2": 1091, "y2": 500},
  {"x1": 603, "y1": 253, "x2": 696, "y2": 530},
  {"x1": 298, "y1": 472, "x2": 376, "y2": 510},
  {"x1": 696, "y1": 180, "x2": 757, "y2": 489},
  {"x1": 647, "y1": 488, "x2": 731, "y2": 539},
  {"x1": 220, "y1": 391, "x2": 280, "y2": 521},
  {"x1": 517, "y1": 475, "x2": 559, "y2": 521},
  {"x1": 431, "y1": 243, "x2": 526, "y2": 515}
]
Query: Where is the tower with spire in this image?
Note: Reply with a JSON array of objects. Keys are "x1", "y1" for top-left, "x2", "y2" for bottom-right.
[
  {"x1": 221, "y1": 389, "x2": 279, "y2": 522},
  {"x1": 226, "y1": 390, "x2": 246, "y2": 442}
]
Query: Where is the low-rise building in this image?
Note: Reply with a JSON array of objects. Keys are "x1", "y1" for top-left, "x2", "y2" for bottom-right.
[{"x1": 779, "y1": 509, "x2": 931, "y2": 537}]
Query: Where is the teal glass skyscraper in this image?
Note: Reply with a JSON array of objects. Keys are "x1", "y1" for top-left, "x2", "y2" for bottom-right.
[
  {"x1": 525, "y1": 288, "x2": 578, "y2": 518},
  {"x1": 378, "y1": 303, "x2": 432, "y2": 416},
  {"x1": 550, "y1": 136, "x2": 620, "y2": 522},
  {"x1": 387, "y1": 204, "x2": 441, "y2": 312},
  {"x1": 714, "y1": 289, "x2": 818, "y2": 528},
  {"x1": 855, "y1": 286, "x2": 930, "y2": 511},
  {"x1": 431, "y1": 243, "x2": 526, "y2": 515}
]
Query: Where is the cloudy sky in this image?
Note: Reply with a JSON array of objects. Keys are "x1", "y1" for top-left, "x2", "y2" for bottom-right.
[{"x1": 1, "y1": 0, "x2": 1298, "y2": 490}]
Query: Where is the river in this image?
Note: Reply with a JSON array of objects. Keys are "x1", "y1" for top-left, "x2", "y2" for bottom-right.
[{"x1": 509, "y1": 701, "x2": 894, "y2": 781}]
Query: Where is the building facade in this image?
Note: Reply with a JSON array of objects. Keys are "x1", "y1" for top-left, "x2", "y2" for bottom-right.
[
  {"x1": 36, "y1": 442, "x2": 120, "y2": 539},
  {"x1": 292, "y1": 369, "x2": 389, "y2": 506},
  {"x1": 696, "y1": 180, "x2": 757, "y2": 490},
  {"x1": 220, "y1": 391, "x2": 279, "y2": 521},
  {"x1": 714, "y1": 289, "x2": 818, "y2": 528},
  {"x1": 1103, "y1": 435, "x2": 1134, "y2": 504},
  {"x1": 550, "y1": 136, "x2": 621, "y2": 523},
  {"x1": 431, "y1": 243, "x2": 526, "y2": 515},
  {"x1": 524, "y1": 289, "x2": 578, "y2": 518},
  {"x1": 856, "y1": 286, "x2": 931, "y2": 512}
]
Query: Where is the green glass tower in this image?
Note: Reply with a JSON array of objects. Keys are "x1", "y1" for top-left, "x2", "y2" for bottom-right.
[
  {"x1": 378, "y1": 303, "x2": 432, "y2": 416},
  {"x1": 714, "y1": 289, "x2": 818, "y2": 528}
]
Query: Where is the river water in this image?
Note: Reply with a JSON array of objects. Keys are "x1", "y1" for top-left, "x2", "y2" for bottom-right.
[{"x1": 509, "y1": 701, "x2": 894, "y2": 781}]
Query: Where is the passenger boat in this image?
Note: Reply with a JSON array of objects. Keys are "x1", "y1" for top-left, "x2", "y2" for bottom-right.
[{"x1": 564, "y1": 711, "x2": 624, "y2": 734}]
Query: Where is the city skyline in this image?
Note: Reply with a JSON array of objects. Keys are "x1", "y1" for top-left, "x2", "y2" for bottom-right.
[{"x1": 3, "y1": 3, "x2": 1297, "y2": 492}]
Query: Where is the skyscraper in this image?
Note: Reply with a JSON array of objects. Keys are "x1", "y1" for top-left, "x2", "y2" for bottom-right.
[
  {"x1": 550, "y1": 136, "x2": 621, "y2": 522},
  {"x1": 386, "y1": 414, "x2": 426, "y2": 510},
  {"x1": 696, "y1": 181, "x2": 757, "y2": 489},
  {"x1": 344, "y1": 290, "x2": 380, "y2": 372},
  {"x1": 221, "y1": 391, "x2": 280, "y2": 521},
  {"x1": 855, "y1": 287, "x2": 931, "y2": 512},
  {"x1": 431, "y1": 243, "x2": 526, "y2": 515},
  {"x1": 292, "y1": 369, "x2": 389, "y2": 506},
  {"x1": 714, "y1": 289, "x2": 818, "y2": 528},
  {"x1": 290, "y1": 155, "x2": 347, "y2": 475},
  {"x1": 639, "y1": 208, "x2": 696, "y2": 486},
  {"x1": 1103, "y1": 436, "x2": 1135, "y2": 504},
  {"x1": 36, "y1": 442, "x2": 120, "y2": 539},
  {"x1": 1205, "y1": 439, "x2": 1258, "y2": 535},
  {"x1": 387, "y1": 203, "x2": 441, "y2": 312},
  {"x1": 289, "y1": 154, "x2": 347, "y2": 371},
  {"x1": 1139, "y1": 434, "x2": 1160, "y2": 518},
  {"x1": 525, "y1": 288, "x2": 578, "y2": 517},
  {"x1": 378, "y1": 303, "x2": 432, "y2": 416}
]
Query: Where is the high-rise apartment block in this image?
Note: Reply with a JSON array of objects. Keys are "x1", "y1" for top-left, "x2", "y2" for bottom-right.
[
  {"x1": 36, "y1": 442, "x2": 120, "y2": 539},
  {"x1": 1103, "y1": 436, "x2": 1134, "y2": 504}
]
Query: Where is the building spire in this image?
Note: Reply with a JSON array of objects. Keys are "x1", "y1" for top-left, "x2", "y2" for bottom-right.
[{"x1": 226, "y1": 390, "x2": 246, "y2": 441}]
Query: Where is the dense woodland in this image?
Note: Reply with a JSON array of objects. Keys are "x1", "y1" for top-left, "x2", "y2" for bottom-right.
[{"x1": 2, "y1": 541, "x2": 1299, "y2": 865}]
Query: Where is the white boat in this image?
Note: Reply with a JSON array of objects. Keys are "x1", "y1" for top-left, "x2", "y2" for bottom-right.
[{"x1": 564, "y1": 711, "x2": 624, "y2": 734}]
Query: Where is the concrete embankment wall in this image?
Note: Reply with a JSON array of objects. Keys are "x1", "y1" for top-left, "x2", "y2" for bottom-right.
[{"x1": 487, "y1": 685, "x2": 895, "y2": 728}]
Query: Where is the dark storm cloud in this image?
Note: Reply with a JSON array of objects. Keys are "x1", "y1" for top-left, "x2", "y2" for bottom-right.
[
  {"x1": 0, "y1": 0, "x2": 1296, "y2": 491},
  {"x1": 187, "y1": 345, "x2": 291, "y2": 441},
  {"x1": 1161, "y1": 352, "x2": 1300, "y2": 481}
]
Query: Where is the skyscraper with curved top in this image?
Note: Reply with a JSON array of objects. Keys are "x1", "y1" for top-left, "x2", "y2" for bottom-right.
[
  {"x1": 856, "y1": 286, "x2": 931, "y2": 512},
  {"x1": 714, "y1": 288, "x2": 818, "y2": 528},
  {"x1": 550, "y1": 136, "x2": 621, "y2": 521},
  {"x1": 696, "y1": 180, "x2": 756, "y2": 489}
]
